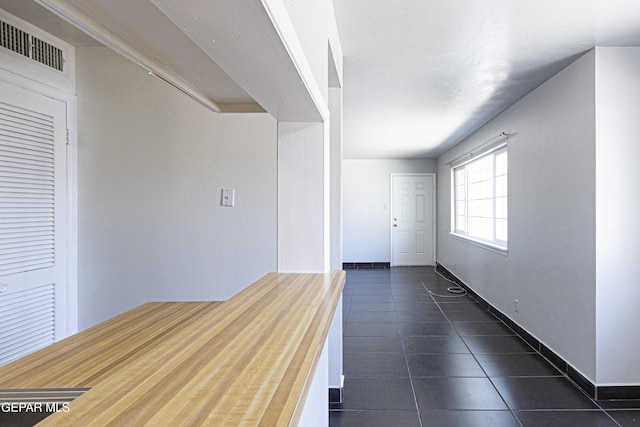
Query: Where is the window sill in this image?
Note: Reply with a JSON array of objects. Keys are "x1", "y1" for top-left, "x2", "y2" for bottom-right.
[{"x1": 449, "y1": 232, "x2": 508, "y2": 256}]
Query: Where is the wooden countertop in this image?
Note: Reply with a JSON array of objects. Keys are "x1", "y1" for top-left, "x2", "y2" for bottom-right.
[
  {"x1": 15, "y1": 271, "x2": 345, "y2": 426},
  {"x1": 0, "y1": 301, "x2": 222, "y2": 389}
]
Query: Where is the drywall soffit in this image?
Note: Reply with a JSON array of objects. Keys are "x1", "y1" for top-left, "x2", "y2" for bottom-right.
[{"x1": 36, "y1": 0, "x2": 323, "y2": 121}]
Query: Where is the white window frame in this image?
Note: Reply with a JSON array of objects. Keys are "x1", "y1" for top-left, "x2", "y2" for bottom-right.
[{"x1": 450, "y1": 144, "x2": 508, "y2": 255}]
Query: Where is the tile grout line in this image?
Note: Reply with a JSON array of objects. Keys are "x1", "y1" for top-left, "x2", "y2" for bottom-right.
[
  {"x1": 352, "y1": 267, "x2": 425, "y2": 425},
  {"x1": 419, "y1": 271, "x2": 625, "y2": 427},
  {"x1": 399, "y1": 312, "x2": 425, "y2": 427},
  {"x1": 399, "y1": 271, "x2": 429, "y2": 427},
  {"x1": 337, "y1": 267, "x2": 632, "y2": 426},
  {"x1": 419, "y1": 274, "x2": 525, "y2": 427}
]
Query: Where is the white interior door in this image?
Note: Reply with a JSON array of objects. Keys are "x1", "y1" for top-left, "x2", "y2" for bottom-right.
[
  {"x1": 0, "y1": 80, "x2": 68, "y2": 366},
  {"x1": 391, "y1": 174, "x2": 435, "y2": 266}
]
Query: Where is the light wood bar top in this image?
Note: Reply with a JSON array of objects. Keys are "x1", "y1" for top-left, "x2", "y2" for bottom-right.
[
  {"x1": 35, "y1": 271, "x2": 345, "y2": 426},
  {"x1": 0, "y1": 301, "x2": 223, "y2": 389}
]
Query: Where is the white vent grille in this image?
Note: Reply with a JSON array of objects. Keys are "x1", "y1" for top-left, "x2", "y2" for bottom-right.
[
  {"x1": 0, "y1": 19, "x2": 29, "y2": 57},
  {"x1": 0, "y1": 101, "x2": 56, "y2": 277},
  {"x1": 0, "y1": 18, "x2": 64, "y2": 72},
  {"x1": 0, "y1": 283, "x2": 55, "y2": 366},
  {"x1": 31, "y1": 36, "x2": 64, "y2": 72}
]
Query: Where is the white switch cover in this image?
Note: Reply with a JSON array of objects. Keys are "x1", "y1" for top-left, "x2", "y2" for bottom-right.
[{"x1": 221, "y1": 189, "x2": 235, "y2": 207}]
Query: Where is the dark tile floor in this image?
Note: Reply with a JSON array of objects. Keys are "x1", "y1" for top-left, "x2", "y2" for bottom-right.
[{"x1": 330, "y1": 267, "x2": 640, "y2": 427}]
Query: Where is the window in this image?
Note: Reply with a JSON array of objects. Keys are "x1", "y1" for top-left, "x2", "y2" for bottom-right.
[{"x1": 452, "y1": 146, "x2": 507, "y2": 251}]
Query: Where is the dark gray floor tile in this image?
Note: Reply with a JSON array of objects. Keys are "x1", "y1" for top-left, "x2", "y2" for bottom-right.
[
  {"x1": 347, "y1": 310, "x2": 398, "y2": 322},
  {"x1": 392, "y1": 287, "x2": 428, "y2": 294},
  {"x1": 353, "y1": 269, "x2": 390, "y2": 276},
  {"x1": 390, "y1": 285, "x2": 424, "y2": 290},
  {"x1": 389, "y1": 280, "x2": 421, "y2": 285},
  {"x1": 348, "y1": 302, "x2": 395, "y2": 312},
  {"x1": 391, "y1": 288, "x2": 429, "y2": 296},
  {"x1": 344, "y1": 352, "x2": 409, "y2": 377},
  {"x1": 345, "y1": 289, "x2": 388, "y2": 297},
  {"x1": 330, "y1": 410, "x2": 420, "y2": 427},
  {"x1": 420, "y1": 410, "x2": 520, "y2": 427},
  {"x1": 335, "y1": 377, "x2": 417, "y2": 410},
  {"x1": 339, "y1": 267, "x2": 620, "y2": 426},
  {"x1": 389, "y1": 281, "x2": 422, "y2": 286},
  {"x1": 392, "y1": 268, "x2": 422, "y2": 275},
  {"x1": 416, "y1": 274, "x2": 440, "y2": 281},
  {"x1": 438, "y1": 301, "x2": 486, "y2": 312},
  {"x1": 516, "y1": 410, "x2": 619, "y2": 426},
  {"x1": 345, "y1": 336, "x2": 404, "y2": 353},
  {"x1": 390, "y1": 287, "x2": 425, "y2": 292},
  {"x1": 422, "y1": 271, "x2": 447, "y2": 280},
  {"x1": 395, "y1": 311, "x2": 449, "y2": 323},
  {"x1": 493, "y1": 377, "x2": 599, "y2": 409},
  {"x1": 350, "y1": 295, "x2": 394, "y2": 303},
  {"x1": 394, "y1": 302, "x2": 441, "y2": 312},
  {"x1": 476, "y1": 353, "x2": 562, "y2": 377},
  {"x1": 424, "y1": 274, "x2": 458, "y2": 282},
  {"x1": 402, "y1": 335, "x2": 470, "y2": 354},
  {"x1": 427, "y1": 294, "x2": 477, "y2": 304},
  {"x1": 406, "y1": 353, "x2": 486, "y2": 378},
  {"x1": 445, "y1": 310, "x2": 500, "y2": 322},
  {"x1": 352, "y1": 277, "x2": 389, "y2": 284},
  {"x1": 346, "y1": 284, "x2": 390, "y2": 292},
  {"x1": 412, "y1": 377, "x2": 508, "y2": 410},
  {"x1": 462, "y1": 335, "x2": 535, "y2": 354},
  {"x1": 453, "y1": 321, "x2": 516, "y2": 336},
  {"x1": 606, "y1": 410, "x2": 640, "y2": 426},
  {"x1": 349, "y1": 278, "x2": 389, "y2": 285},
  {"x1": 393, "y1": 293, "x2": 434, "y2": 302},
  {"x1": 345, "y1": 322, "x2": 400, "y2": 337},
  {"x1": 398, "y1": 322, "x2": 457, "y2": 337},
  {"x1": 350, "y1": 289, "x2": 392, "y2": 296},
  {"x1": 423, "y1": 284, "x2": 458, "y2": 294}
]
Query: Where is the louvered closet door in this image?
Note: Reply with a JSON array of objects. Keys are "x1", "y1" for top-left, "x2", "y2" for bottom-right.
[{"x1": 0, "y1": 80, "x2": 67, "y2": 367}]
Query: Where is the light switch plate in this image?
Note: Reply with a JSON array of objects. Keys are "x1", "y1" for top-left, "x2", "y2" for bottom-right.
[{"x1": 221, "y1": 189, "x2": 235, "y2": 207}]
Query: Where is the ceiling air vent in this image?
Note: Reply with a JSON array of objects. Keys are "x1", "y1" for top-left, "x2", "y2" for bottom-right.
[
  {"x1": 0, "y1": 18, "x2": 64, "y2": 72},
  {"x1": 1, "y1": 19, "x2": 29, "y2": 57},
  {"x1": 31, "y1": 36, "x2": 64, "y2": 71}
]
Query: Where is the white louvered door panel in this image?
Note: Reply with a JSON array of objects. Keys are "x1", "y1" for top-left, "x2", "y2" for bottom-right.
[
  {"x1": 0, "y1": 283, "x2": 55, "y2": 365},
  {"x1": 0, "y1": 80, "x2": 67, "y2": 367},
  {"x1": 0, "y1": 101, "x2": 55, "y2": 275}
]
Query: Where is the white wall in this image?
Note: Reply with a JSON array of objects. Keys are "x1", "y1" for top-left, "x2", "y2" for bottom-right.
[
  {"x1": 329, "y1": 87, "x2": 343, "y2": 270},
  {"x1": 282, "y1": 0, "x2": 329, "y2": 104},
  {"x1": 277, "y1": 122, "x2": 327, "y2": 272},
  {"x1": 76, "y1": 47, "x2": 277, "y2": 329},
  {"x1": 437, "y1": 50, "x2": 597, "y2": 381},
  {"x1": 274, "y1": 0, "x2": 341, "y2": 273},
  {"x1": 277, "y1": 0, "x2": 345, "y2": 391},
  {"x1": 343, "y1": 159, "x2": 437, "y2": 263},
  {"x1": 595, "y1": 47, "x2": 640, "y2": 386}
]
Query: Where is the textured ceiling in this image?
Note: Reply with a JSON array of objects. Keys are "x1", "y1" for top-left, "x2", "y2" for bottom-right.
[
  {"x1": 334, "y1": 0, "x2": 640, "y2": 159},
  {"x1": 3, "y1": 0, "x2": 640, "y2": 160}
]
